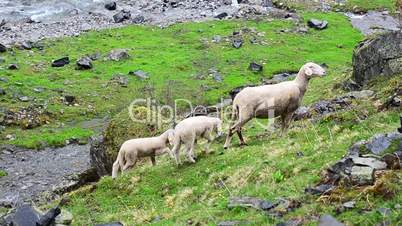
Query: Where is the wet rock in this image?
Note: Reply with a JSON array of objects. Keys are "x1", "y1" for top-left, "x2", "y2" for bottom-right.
[
  {"x1": 52, "y1": 57, "x2": 70, "y2": 67},
  {"x1": 232, "y1": 38, "x2": 243, "y2": 48},
  {"x1": 76, "y1": 56, "x2": 93, "y2": 70},
  {"x1": 342, "y1": 201, "x2": 355, "y2": 209},
  {"x1": 305, "y1": 184, "x2": 335, "y2": 195},
  {"x1": 249, "y1": 62, "x2": 263, "y2": 72},
  {"x1": 8, "y1": 64, "x2": 18, "y2": 70},
  {"x1": 132, "y1": 15, "x2": 145, "y2": 24},
  {"x1": 351, "y1": 157, "x2": 387, "y2": 170},
  {"x1": 64, "y1": 95, "x2": 76, "y2": 105},
  {"x1": 352, "y1": 31, "x2": 402, "y2": 86},
  {"x1": 228, "y1": 196, "x2": 275, "y2": 211},
  {"x1": 110, "y1": 74, "x2": 129, "y2": 87},
  {"x1": 6, "y1": 204, "x2": 41, "y2": 226},
  {"x1": 215, "y1": 12, "x2": 229, "y2": 19},
  {"x1": 107, "y1": 49, "x2": 129, "y2": 61},
  {"x1": 105, "y1": 2, "x2": 117, "y2": 10},
  {"x1": 350, "y1": 166, "x2": 374, "y2": 185},
  {"x1": 55, "y1": 209, "x2": 73, "y2": 225},
  {"x1": 318, "y1": 214, "x2": 344, "y2": 226},
  {"x1": 307, "y1": 19, "x2": 328, "y2": 30},
  {"x1": 113, "y1": 10, "x2": 131, "y2": 23},
  {"x1": 0, "y1": 43, "x2": 6, "y2": 52},
  {"x1": 347, "y1": 11, "x2": 400, "y2": 36},
  {"x1": 94, "y1": 222, "x2": 123, "y2": 226},
  {"x1": 37, "y1": 207, "x2": 61, "y2": 226},
  {"x1": 129, "y1": 70, "x2": 149, "y2": 80}
]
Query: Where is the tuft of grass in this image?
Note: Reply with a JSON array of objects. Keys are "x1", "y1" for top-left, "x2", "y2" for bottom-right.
[{"x1": 0, "y1": 170, "x2": 7, "y2": 178}]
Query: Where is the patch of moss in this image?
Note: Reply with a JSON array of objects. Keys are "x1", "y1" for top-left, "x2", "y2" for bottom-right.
[{"x1": 0, "y1": 170, "x2": 7, "y2": 178}]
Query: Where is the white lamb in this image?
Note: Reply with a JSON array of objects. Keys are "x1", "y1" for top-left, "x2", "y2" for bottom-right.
[
  {"x1": 224, "y1": 62, "x2": 327, "y2": 149},
  {"x1": 112, "y1": 129, "x2": 175, "y2": 179},
  {"x1": 170, "y1": 116, "x2": 223, "y2": 165}
]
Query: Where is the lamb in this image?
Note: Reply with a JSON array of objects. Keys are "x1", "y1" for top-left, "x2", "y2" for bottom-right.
[
  {"x1": 170, "y1": 116, "x2": 223, "y2": 165},
  {"x1": 112, "y1": 129, "x2": 175, "y2": 179},
  {"x1": 224, "y1": 62, "x2": 326, "y2": 149}
]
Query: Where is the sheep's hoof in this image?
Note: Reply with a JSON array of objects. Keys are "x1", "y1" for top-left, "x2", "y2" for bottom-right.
[{"x1": 223, "y1": 146, "x2": 228, "y2": 150}]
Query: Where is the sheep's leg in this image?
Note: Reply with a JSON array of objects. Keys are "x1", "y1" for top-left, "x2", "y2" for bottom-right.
[
  {"x1": 122, "y1": 156, "x2": 137, "y2": 172},
  {"x1": 185, "y1": 136, "x2": 196, "y2": 163},
  {"x1": 171, "y1": 138, "x2": 182, "y2": 166},
  {"x1": 150, "y1": 155, "x2": 156, "y2": 166},
  {"x1": 112, "y1": 160, "x2": 120, "y2": 179},
  {"x1": 202, "y1": 130, "x2": 213, "y2": 154},
  {"x1": 280, "y1": 113, "x2": 293, "y2": 136},
  {"x1": 236, "y1": 128, "x2": 246, "y2": 146}
]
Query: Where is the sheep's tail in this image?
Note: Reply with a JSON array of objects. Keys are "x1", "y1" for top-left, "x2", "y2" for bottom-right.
[{"x1": 112, "y1": 149, "x2": 125, "y2": 179}]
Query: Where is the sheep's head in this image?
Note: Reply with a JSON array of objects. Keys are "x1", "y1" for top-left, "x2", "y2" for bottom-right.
[
  {"x1": 301, "y1": 62, "x2": 326, "y2": 79},
  {"x1": 165, "y1": 129, "x2": 175, "y2": 146}
]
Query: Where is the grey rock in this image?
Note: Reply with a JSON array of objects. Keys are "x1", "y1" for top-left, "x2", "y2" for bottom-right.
[
  {"x1": 318, "y1": 214, "x2": 344, "y2": 226},
  {"x1": 364, "y1": 132, "x2": 402, "y2": 155},
  {"x1": 6, "y1": 204, "x2": 41, "y2": 226},
  {"x1": 110, "y1": 74, "x2": 129, "y2": 87},
  {"x1": 350, "y1": 166, "x2": 374, "y2": 185},
  {"x1": 228, "y1": 196, "x2": 274, "y2": 211},
  {"x1": 342, "y1": 201, "x2": 355, "y2": 209},
  {"x1": 132, "y1": 15, "x2": 145, "y2": 24},
  {"x1": 88, "y1": 52, "x2": 101, "y2": 61},
  {"x1": 113, "y1": 10, "x2": 131, "y2": 23},
  {"x1": 0, "y1": 88, "x2": 6, "y2": 95},
  {"x1": 305, "y1": 184, "x2": 335, "y2": 195},
  {"x1": 94, "y1": 222, "x2": 123, "y2": 226},
  {"x1": 0, "y1": 77, "x2": 8, "y2": 83},
  {"x1": 249, "y1": 62, "x2": 263, "y2": 72},
  {"x1": 18, "y1": 96, "x2": 30, "y2": 102},
  {"x1": 344, "y1": 90, "x2": 374, "y2": 99},
  {"x1": 218, "y1": 221, "x2": 243, "y2": 226},
  {"x1": 351, "y1": 157, "x2": 387, "y2": 170},
  {"x1": 0, "y1": 43, "x2": 6, "y2": 52},
  {"x1": 107, "y1": 49, "x2": 129, "y2": 61},
  {"x1": 37, "y1": 207, "x2": 61, "y2": 226},
  {"x1": 33, "y1": 87, "x2": 45, "y2": 93},
  {"x1": 52, "y1": 57, "x2": 70, "y2": 67},
  {"x1": 276, "y1": 219, "x2": 303, "y2": 226},
  {"x1": 129, "y1": 70, "x2": 149, "y2": 80},
  {"x1": 105, "y1": 2, "x2": 117, "y2": 10},
  {"x1": 212, "y1": 35, "x2": 222, "y2": 43},
  {"x1": 76, "y1": 56, "x2": 93, "y2": 70},
  {"x1": 293, "y1": 106, "x2": 311, "y2": 120},
  {"x1": 377, "y1": 207, "x2": 391, "y2": 216},
  {"x1": 307, "y1": 19, "x2": 328, "y2": 30},
  {"x1": 18, "y1": 41, "x2": 33, "y2": 50},
  {"x1": 55, "y1": 209, "x2": 73, "y2": 225},
  {"x1": 232, "y1": 38, "x2": 243, "y2": 48},
  {"x1": 89, "y1": 135, "x2": 110, "y2": 177},
  {"x1": 347, "y1": 11, "x2": 400, "y2": 36},
  {"x1": 352, "y1": 31, "x2": 402, "y2": 86}
]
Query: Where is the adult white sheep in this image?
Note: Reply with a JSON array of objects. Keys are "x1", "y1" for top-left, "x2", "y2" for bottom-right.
[
  {"x1": 112, "y1": 129, "x2": 175, "y2": 179},
  {"x1": 170, "y1": 116, "x2": 223, "y2": 165},
  {"x1": 224, "y1": 62, "x2": 327, "y2": 149}
]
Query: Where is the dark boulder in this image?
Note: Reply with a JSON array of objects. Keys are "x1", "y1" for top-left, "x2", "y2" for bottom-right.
[
  {"x1": 37, "y1": 207, "x2": 61, "y2": 226},
  {"x1": 64, "y1": 95, "x2": 76, "y2": 105},
  {"x1": 249, "y1": 62, "x2": 263, "y2": 72},
  {"x1": 232, "y1": 38, "x2": 243, "y2": 48},
  {"x1": 0, "y1": 43, "x2": 6, "y2": 52},
  {"x1": 51, "y1": 57, "x2": 70, "y2": 67},
  {"x1": 7, "y1": 204, "x2": 41, "y2": 226},
  {"x1": 129, "y1": 70, "x2": 149, "y2": 80},
  {"x1": 76, "y1": 56, "x2": 93, "y2": 70},
  {"x1": 132, "y1": 15, "x2": 145, "y2": 24},
  {"x1": 113, "y1": 10, "x2": 131, "y2": 23},
  {"x1": 307, "y1": 19, "x2": 328, "y2": 30},
  {"x1": 8, "y1": 64, "x2": 18, "y2": 70},
  {"x1": 352, "y1": 31, "x2": 402, "y2": 86},
  {"x1": 105, "y1": 2, "x2": 117, "y2": 10}
]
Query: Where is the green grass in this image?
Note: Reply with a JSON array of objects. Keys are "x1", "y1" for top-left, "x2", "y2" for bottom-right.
[
  {"x1": 0, "y1": 170, "x2": 7, "y2": 178},
  {"x1": 0, "y1": 12, "x2": 363, "y2": 148},
  {"x1": 272, "y1": 0, "x2": 396, "y2": 12},
  {"x1": 340, "y1": 0, "x2": 397, "y2": 12}
]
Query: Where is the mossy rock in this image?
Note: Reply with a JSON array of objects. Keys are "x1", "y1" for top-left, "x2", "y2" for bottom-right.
[{"x1": 91, "y1": 106, "x2": 171, "y2": 175}]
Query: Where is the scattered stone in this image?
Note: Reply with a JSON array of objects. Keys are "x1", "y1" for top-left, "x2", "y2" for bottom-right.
[
  {"x1": 88, "y1": 52, "x2": 101, "y2": 61},
  {"x1": 110, "y1": 74, "x2": 129, "y2": 87},
  {"x1": 113, "y1": 10, "x2": 131, "y2": 23},
  {"x1": 212, "y1": 35, "x2": 222, "y2": 43},
  {"x1": 361, "y1": 132, "x2": 402, "y2": 155},
  {"x1": 296, "y1": 151, "x2": 304, "y2": 158},
  {"x1": 0, "y1": 88, "x2": 5, "y2": 95},
  {"x1": 351, "y1": 157, "x2": 387, "y2": 170},
  {"x1": 105, "y1": 2, "x2": 117, "y2": 10},
  {"x1": 64, "y1": 95, "x2": 76, "y2": 105},
  {"x1": 0, "y1": 43, "x2": 6, "y2": 52},
  {"x1": 318, "y1": 214, "x2": 344, "y2": 226},
  {"x1": 129, "y1": 70, "x2": 149, "y2": 80},
  {"x1": 208, "y1": 68, "x2": 222, "y2": 82},
  {"x1": 52, "y1": 57, "x2": 70, "y2": 67},
  {"x1": 132, "y1": 15, "x2": 145, "y2": 24},
  {"x1": 76, "y1": 56, "x2": 93, "y2": 70},
  {"x1": 33, "y1": 87, "x2": 45, "y2": 93},
  {"x1": 305, "y1": 184, "x2": 335, "y2": 195},
  {"x1": 377, "y1": 207, "x2": 391, "y2": 216},
  {"x1": 17, "y1": 41, "x2": 33, "y2": 50},
  {"x1": 0, "y1": 77, "x2": 8, "y2": 83},
  {"x1": 263, "y1": 72, "x2": 297, "y2": 84},
  {"x1": 276, "y1": 219, "x2": 303, "y2": 226},
  {"x1": 342, "y1": 201, "x2": 355, "y2": 209},
  {"x1": 218, "y1": 221, "x2": 243, "y2": 226},
  {"x1": 228, "y1": 196, "x2": 275, "y2": 211},
  {"x1": 18, "y1": 96, "x2": 30, "y2": 102},
  {"x1": 232, "y1": 38, "x2": 243, "y2": 48},
  {"x1": 6, "y1": 204, "x2": 41, "y2": 226},
  {"x1": 293, "y1": 106, "x2": 311, "y2": 120},
  {"x1": 350, "y1": 166, "x2": 374, "y2": 186},
  {"x1": 107, "y1": 49, "x2": 129, "y2": 61},
  {"x1": 352, "y1": 31, "x2": 402, "y2": 86},
  {"x1": 249, "y1": 62, "x2": 263, "y2": 72},
  {"x1": 5, "y1": 134, "x2": 16, "y2": 140},
  {"x1": 55, "y1": 209, "x2": 73, "y2": 225},
  {"x1": 215, "y1": 12, "x2": 229, "y2": 19},
  {"x1": 8, "y1": 64, "x2": 18, "y2": 70},
  {"x1": 307, "y1": 19, "x2": 328, "y2": 30}
]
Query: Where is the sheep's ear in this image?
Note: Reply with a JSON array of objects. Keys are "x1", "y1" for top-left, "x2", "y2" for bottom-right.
[{"x1": 305, "y1": 67, "x2": 313, "y2": 76}]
